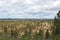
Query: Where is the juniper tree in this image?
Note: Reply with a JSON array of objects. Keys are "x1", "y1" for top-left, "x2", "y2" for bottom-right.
[
  {"x1": 4, "y1": 26, "x2": 7, "y2": 33},
  {"x1": 54, "y1": 11, "x2": 60, "y2": 34}
]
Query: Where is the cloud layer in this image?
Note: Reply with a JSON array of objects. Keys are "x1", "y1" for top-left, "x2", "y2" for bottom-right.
[{"x1": 0, "y1": 0, "x2": 60, "y2": 19}]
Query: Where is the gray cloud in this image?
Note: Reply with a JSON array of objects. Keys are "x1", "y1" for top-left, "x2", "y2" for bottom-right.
[{"x1": 0, "y1": 0, "x2": 60, "y2": 19}]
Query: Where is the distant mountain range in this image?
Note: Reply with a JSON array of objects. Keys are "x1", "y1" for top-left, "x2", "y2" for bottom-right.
[{"x1": 0, "y1": 18, "x2": 54, "y2": 21}]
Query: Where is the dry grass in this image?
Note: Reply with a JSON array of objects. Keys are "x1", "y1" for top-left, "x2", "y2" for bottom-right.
[{"x1": 0, "y1": 20, "x2": 54, "y2": 37}]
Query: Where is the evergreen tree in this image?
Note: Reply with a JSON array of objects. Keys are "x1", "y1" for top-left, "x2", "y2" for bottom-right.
[
  {"x1": 54, "y1": 11, "x2": 60, "y2": 34},
  {"x1": 4, "y1": 26, "x2": 7, "y2": 33}
]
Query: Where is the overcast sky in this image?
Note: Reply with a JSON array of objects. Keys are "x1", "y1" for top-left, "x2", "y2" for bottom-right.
[{"x1": 0, "y1": 0, "x2": 60, "y2": 19}]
